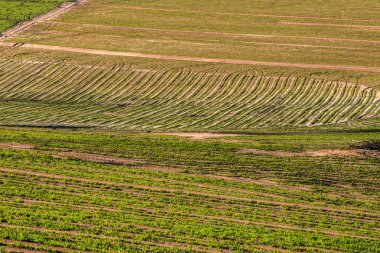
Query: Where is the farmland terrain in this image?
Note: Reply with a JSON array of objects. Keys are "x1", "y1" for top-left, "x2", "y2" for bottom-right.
[
  {"x1": 0, "y1": 0, "x2": 379, "y2": 252},
  {"x1": 0, "y1": 127, "x2": 379, "y2": 252},
  {"x1": 0, "y1": 0, "x2": 380, "y2": 130}
]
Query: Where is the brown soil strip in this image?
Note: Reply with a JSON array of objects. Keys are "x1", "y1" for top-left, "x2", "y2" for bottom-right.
[
  {"x1": 0, "y1": 0, "x2": 87, "y2": 40},
  {"x1": 0, "y1": 142, "x2": 34, "y2": 151},
  {"x1": 0, "y1": 141, "x2": 178, "y2": 172},
  {"x1": 56, "y1": 152, "x2": 136, "y2": 165},
  {"x1": 205, "y1": 175, "x2": 313, "y2": 191},
  {"x1": 238, "y1": 148, "x2": 380, "y2": 157},
  {"x1": 153, "y1": 132, "x2": 242, "y2": 139},
  {"x1": 1, "y1": 167, "x2": 378, "y2": 217},
  {"x1": 1, "y1": 42, "x2": 380, "y2": 73},
  {"x1": 55, "y1": 151, "x2": 181, "y2": 172}
]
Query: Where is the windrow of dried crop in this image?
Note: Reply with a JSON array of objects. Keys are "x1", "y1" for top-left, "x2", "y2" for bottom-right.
[{"x1": 0, "y1": 59, "x2": 378, "y2": 130}]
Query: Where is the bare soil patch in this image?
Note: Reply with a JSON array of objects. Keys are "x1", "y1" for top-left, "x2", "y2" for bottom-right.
[
  {"x1": 238, "y1": 148, "x2": 380, "y2": 157},
  {"x1": 55, "y1": 151, "x2": 181, "y2": 172},
  {"x1": 56, "y1": 152, "x2": 137, "y2": 165},
  {"x1": 154, "y1": 132, "x2": 242, "y2": 139},
  {"x1": 0, "y1": 142, "x2": 34, "y2": 151}
]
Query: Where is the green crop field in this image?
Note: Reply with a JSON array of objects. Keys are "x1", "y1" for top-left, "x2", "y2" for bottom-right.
[
  {"x1": 0, "y1": 127, "x2": 379, "y2": 252},
  {"x1": 0, "y1": 0, "x2": 65, "y2": 33},
  {"x1": 0, "y1": 0, "x2": 379, "y2": 252}
]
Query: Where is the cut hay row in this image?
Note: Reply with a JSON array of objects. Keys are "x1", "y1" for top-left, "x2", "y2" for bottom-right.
[{"x1": 0, "y1": 59, "x2": 379, "y2": 130}]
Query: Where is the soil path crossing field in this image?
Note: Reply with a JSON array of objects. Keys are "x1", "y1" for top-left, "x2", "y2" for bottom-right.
[
  {"x1": 0, "y1": 0, "x2": 87, "y2": 40},
  {"x1": 1, "y1": 42, "x2": 380, "y2": 73}
]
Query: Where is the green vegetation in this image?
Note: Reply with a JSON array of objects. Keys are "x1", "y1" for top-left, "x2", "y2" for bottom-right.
[
  {"x1": 0, "y1": 127, "x2": 379, "y2": 252},
  {"x1": 0, "y1": 0, "x2": 65, "y2": 33}
]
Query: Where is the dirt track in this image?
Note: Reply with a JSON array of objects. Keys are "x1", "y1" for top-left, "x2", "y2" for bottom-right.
[
  {"x1": 1, "y1": 42, "x2": 380, "y2": 73},
  {"x1": 0, "y1": 0, "x2": 86, "y2": 40}
]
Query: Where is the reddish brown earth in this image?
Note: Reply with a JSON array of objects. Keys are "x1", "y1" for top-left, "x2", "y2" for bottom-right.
[
  {"x1": 154, "y1": 132, "x2": 243, "y2": 139},
  {"x1": 0, "y1": 142, "x2": 34, "y2": 151}
]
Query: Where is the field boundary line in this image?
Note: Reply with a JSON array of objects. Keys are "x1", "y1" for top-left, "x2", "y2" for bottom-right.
[
  {"x1": 0, "y1": 0, "x2": 88, "y2": 41},
  {"x1": 1, "y1": 42, "x2": 380, "y2": 73}
]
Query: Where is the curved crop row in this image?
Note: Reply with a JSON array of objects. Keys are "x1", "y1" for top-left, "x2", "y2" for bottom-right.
[{"x1": 0, "y1": 59, "x2": 378, "y2": 130}]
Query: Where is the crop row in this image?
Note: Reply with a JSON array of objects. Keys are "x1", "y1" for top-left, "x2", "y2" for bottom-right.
[
  {"x1": 0, "y1": 150, "x2": 379, "y2": 252},
  {"x1": 0, "y1": 128, "x2": 378, "y2": 252},
  {"x1": 0, "y1": 59, "x2": 378, "y2": 130}
]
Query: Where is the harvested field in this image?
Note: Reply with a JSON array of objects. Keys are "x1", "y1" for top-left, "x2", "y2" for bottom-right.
[
  {"x1": 7, "y1": 0, "x2": 380, "y2": 69},
  {"x1": 0, "y1": 57, "x2": 378, "y2": 130},
  {"x1": 2, "y1": 42, "x2": 380, "y2": 73}
]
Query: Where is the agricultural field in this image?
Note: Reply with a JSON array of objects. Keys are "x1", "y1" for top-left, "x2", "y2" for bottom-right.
[
  {"x1": 0, "y1": 0, "x2": 379, "y2": 252},
  {"x1": 0, "y1": 0, "x2": 379, "y2": 130},
  {"x1": 0, "y1": 0, "x2": 65, "y2": 33},
  {"x1": 0, "y1": 51, "x2": 379, "y2": 130},
  {"x1": 7, "y1": 0, "x2": 380, "y2": 70},
  {"x1": 0, "y1": 127, "x2": 379, "y2": 252}
]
